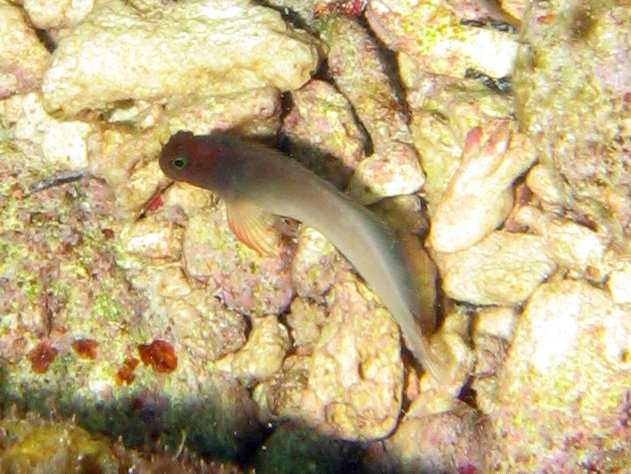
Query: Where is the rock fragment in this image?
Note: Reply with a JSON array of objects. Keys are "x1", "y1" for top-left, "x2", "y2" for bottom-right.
[
  {"x1": 489, "y1": 280, "x2": 631, "y2": 470},
  {"x1": 0, "y1": 1, "x2": 50, "y2": 98},
  {"x1": 428, "y1": 119, "x2": 536, "y2": 253},
  {"x1": 514, "y1": 205, "x2": 611, "y2": 281},
  {"x1": 283, "y1": 79, "x2": 367, "y2": 187},
  {"x1": 385, "y1": 400, "x2": 489, "y2": 474},
  {"x1": 230, "y1": 316, "x2": 290, "y2": 380},
  {"x1": 434, "y1": 230, "x2": 556, "y2": 306},
  {"x1": 367, "y1": 0, "x2": 519, "y2": 79},
  {"x1": 42, "y1": 0, "x2": 321, "y2": 114},
  {"x1": 608, "y1": 260, "x2": 631, "y2": 304},
  {"x1": 319, "y1": 15, "x2": 424, "y2": 203},
  {"x1": 22, "y1": 0, "x2": 100, "y2": 30},
  {"x1": 514, "y1": 1, "x2": 631, "y2": 241},
  {"x1": 300, "y1": 273, "x2": 404, "y2": 440}
]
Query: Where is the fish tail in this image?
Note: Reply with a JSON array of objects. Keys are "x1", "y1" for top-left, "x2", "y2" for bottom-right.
[{"x1": 408, "y1": 332, "x2": 451, "y2": 386}]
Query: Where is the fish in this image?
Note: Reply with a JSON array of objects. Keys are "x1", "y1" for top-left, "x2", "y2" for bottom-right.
[
  {"x1": 478, "y1": 0, "x2": 520, "y2": 28},
  {"x1": 159, "y1": 131, "x2": 448, "y2": 383}
]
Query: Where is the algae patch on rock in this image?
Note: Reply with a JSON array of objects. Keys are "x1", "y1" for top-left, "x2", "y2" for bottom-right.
[
  {"x1": 514, "y1": 0, "x2": 631, "y2": 240},
  {"x1": 489, "y1": 280, "x2": 631, "y2": 471}
]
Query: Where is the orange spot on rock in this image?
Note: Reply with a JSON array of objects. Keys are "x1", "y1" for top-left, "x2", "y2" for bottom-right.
[
  {"x1": 10, "y1": 183, "x2": 25, "y2": 199},
  {"x1": 71, "y1": 338, "x2": 98, "y2": 359},
  {"x1": 138, "y1": 339, "x2": 177, "y2": 373},
  {"x1": 28, "y1": 340, "x2": 58, "y2": 373},
  {"x1": 537, "y1": 13, "x2": 555, "y2": 24},
  {"x1": 115, "y1": 357, "x2": 140, "y2": 386}
]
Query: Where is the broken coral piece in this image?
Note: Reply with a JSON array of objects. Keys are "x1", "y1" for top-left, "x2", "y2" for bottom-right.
[
  {"x1": 434, "y1": 230, "x2": 556, "y2": 306},
  {"x1": 42, "y1": 0, "x2": 321, "y2": 115},
  {"x1": 366, "y1": 0, "x2": 519, "y2": 79},
  {"x1": 428, "y1": 119, "x2": 536, "y2": 253}
]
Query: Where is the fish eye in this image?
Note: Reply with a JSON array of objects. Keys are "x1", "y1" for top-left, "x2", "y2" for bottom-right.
[{"x1": 171, "y1": 156, "x2": 188, "y2": 170}]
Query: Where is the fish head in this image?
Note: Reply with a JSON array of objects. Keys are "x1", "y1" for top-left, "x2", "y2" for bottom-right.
[{"x1": 159, "y1": 130, "x2": 229, "y2": 191}]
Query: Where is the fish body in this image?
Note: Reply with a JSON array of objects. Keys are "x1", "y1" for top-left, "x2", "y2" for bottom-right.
[
  {"x1": 478, "y1": 0, "x2": 520, "y2": 28},
  {"x1": 160, "y1": 131, "x2": 446, "y2": 382}
]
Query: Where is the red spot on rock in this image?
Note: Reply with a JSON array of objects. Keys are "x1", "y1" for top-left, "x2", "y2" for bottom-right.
[
  {"x1": 349, "y1": 0, "x2": 363, "y2": 16},
  {"x1": 464, "y1": 126, "x2": 483, "y2": 153},
  {"x1": 458, "y1": 464, "x2": 477, "y2": 474},
  {"x1": 146, "y1": 195, "x2": 164, "y2": 212},
  {"x1": 116, "y1": 357, "x2": 139, "y2": 386},
  {"x1": 314, "y1": 0, "x2": 363, "y2": 17},
  {"x1": 28, "y1": 340, "x2": 58, "y2": 373},
  {"x1": 101, "y1": 228, "x2": 115, "y2": 240},
  {"x1": 138, "y1": 339, "x2": 177, "y2": 373},
  {"x1": 72, "y1": 338, "x2": 98, "y2": 359},
  {"x1": 130, "y1": 396, "x2": 144, "y2": 410}
]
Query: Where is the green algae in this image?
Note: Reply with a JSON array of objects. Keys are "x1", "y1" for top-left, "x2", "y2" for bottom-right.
[{"x1": 93, "y1": 293, "x2": 123, "y2": 321}]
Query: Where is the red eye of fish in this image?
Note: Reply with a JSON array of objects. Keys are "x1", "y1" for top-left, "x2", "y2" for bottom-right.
[{"x1": 171, "y1": 156, "x2": 188, "y2": 170}]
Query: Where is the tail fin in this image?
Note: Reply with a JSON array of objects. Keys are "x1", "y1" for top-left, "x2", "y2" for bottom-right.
[{"x1": 407, "y1": 331, "x2": 452, "y2": 386}]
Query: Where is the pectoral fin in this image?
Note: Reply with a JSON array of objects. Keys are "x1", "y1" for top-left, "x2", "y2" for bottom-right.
[{"x1": 225, "y1": 199, "x2": 281, "y2": 257}]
